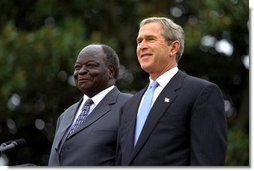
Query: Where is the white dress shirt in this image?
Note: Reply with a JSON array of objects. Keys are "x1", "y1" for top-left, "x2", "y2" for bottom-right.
[
  {"x1": 138, "y1": 67, "x2": 179, "y2": 111},
  {"x1": 72, "y1": 85, "x2": 115, "y2": 124}
]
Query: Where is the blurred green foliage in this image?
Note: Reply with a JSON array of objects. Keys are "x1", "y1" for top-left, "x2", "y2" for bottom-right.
[
  {"x1": 0, "y1": 0, "x2": 249, "y2": 166},
  {"x1": 226, "y1": 126, "x2": 249, "y2": 166}
]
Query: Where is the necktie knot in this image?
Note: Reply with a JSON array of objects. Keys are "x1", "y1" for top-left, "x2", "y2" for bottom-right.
[
  {"x1": 84, "y1": 99, "x2": 93, "y2": 106},
  {"x1": 149, "y1": 81, "x2": 159, "y2": 89}
]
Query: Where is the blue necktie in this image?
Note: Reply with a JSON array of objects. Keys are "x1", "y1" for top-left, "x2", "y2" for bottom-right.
[
  {"x1": 134, "y1": 81, "x2": 159, "y2": 145},
  {"x1": 68, "y1": 99, "x2": 93, "y2": 137}
]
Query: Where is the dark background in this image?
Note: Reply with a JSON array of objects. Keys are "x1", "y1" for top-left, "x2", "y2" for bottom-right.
[{"x1": 0, "y1": 0, "x2": 249, "y2": 166}]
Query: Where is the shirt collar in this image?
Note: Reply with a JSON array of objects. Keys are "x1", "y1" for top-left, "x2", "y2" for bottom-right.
[
  {"x1": 149, "y1": 67, "x2": 179, "y2": 88},
  {"x1": 82, "y1": 85, "x2": 115, "y2": 106}
]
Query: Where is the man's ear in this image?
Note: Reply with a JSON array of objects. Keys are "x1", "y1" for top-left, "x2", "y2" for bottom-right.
[
  {"x1": 170, "y1": 40, "x2": 180, "y2": 56},
  {"x1": 108, "y1": 66, "x2": 116, "y2": 79}
]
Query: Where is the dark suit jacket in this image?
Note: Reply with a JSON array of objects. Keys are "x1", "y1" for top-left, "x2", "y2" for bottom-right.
[
  {"x1": 48, "y1": 87, "x2": 132, "y2": 166},
  {"x1": 116, "y1": 70, "x2": 227, "y2": 166}
]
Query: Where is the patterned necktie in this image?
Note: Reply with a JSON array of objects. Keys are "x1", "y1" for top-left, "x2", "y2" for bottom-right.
[
  {"x1": 134, "y1": 81, "x2": 159, "y2": 145},
  {"x1": 68, "y1": 99, "x2": 93, "y2": 137}
]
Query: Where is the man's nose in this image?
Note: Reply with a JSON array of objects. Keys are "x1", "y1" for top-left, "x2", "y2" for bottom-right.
[
  {"x1": 78, "y1": 66, "x2": 88, "y2": 74},
  {"x1": 138, "y1": 40, "x2": 148, "y2": 49}
]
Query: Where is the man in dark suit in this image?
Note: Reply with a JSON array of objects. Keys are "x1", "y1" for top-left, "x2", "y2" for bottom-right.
[
  {"x1": 116, "y1": 17, "x2": 227, "y2": 166},
  {"x1": 48, "y1": 44, "x2": 132, "y2": 166}
]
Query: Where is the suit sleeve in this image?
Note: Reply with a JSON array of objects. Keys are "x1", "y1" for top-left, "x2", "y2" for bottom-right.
[{"x1": 190, "y1": 84, "x2": 227, "y2": 165}]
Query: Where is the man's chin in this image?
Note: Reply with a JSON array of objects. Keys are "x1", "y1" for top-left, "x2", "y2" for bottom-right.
[
  {"x1": 78, "y1": 85, "x2": 92, "y2": 93},
  {"x1": 141, "y1": 65, "x2": 152, "y2": 73}
]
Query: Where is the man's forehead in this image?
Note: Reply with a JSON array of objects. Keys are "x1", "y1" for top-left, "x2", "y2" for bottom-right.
[
  {"x1": 137, "y1": 25, "x2": 162, "y2": 38},
  {"x1": 79, "y1": 45, "x2": 103, "y2": 55}
]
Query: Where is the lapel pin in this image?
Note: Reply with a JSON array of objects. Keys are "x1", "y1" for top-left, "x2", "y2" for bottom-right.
[{"x1": 164, "y1": 98, "x2": 170, "y2": 103}]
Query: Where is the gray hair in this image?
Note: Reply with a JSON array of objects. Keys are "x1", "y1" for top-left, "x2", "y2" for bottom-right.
[
  {"x1": 140, "y1": 17, "x2": 184, "y2": 62},
  {"x1": 101, "y1": 44, "x2": 120, "y2": 79}
]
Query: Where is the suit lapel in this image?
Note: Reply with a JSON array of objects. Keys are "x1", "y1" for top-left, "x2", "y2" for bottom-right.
[
  {"x1": 128, "y1": 71, "x2": 186, "y2": 164},
  {"x1": 55, "y1": 101, "x2": 81, "y2": 151}
]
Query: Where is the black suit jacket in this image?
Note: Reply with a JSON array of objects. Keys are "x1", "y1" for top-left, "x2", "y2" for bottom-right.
[
  {"x1": 48, "y1": 87, "x2": 132, "y2": 166},
  {"x1": 116, "y1": 70, "x2": 227, "y2": 166}
]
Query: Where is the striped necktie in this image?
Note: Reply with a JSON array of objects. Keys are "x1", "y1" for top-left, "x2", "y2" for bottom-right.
[{"x1": 68, "y1": 99, "x2": 93, "y2": 137}]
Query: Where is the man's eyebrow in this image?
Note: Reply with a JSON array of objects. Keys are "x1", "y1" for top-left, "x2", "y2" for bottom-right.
[{"x1": 137, "y1": 35, "x2": 156, "y2": 40}]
